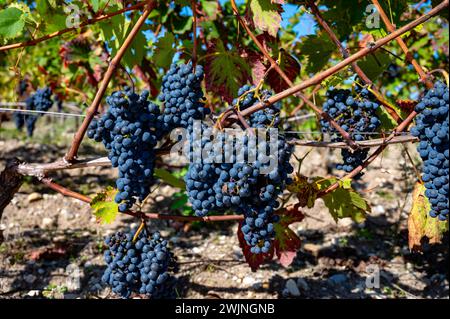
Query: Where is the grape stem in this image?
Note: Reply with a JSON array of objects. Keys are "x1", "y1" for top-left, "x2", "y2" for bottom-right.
[
  {"x1": 0, "y1": 1, "x2": 152, "y2": 52},
  {"x1": 65, "y1": 0, "x2": 157, "y2": 162}
]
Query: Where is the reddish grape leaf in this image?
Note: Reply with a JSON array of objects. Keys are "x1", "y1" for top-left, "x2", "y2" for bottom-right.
[
  {"x1": 273, "y1": 204, "x2": 304, "y2": 267},
  {"x1": 237, "y1": 223, "x2": 274, "y2": 272},
  {"x1": 237, "y1": 204, "x2": 304, "y2": 270},
  {"x1": 397, "y1": 99, "x2": 417, "y2": 114},
  {"x1": 240, "y1": 48, "x2": 267, "y2": 85},
  {"x1": 267, "y1": 49, "x2": 301, "y2": 92}
]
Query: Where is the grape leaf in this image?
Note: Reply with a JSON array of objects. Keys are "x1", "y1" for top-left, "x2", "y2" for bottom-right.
[
  {"x1": 266, "y1": 49, "x2": 301, "y2": 92},
  {"x1": 357, "y1": 51, "x2": 391, "y2": 81},
  {"x1": 154, "y1": 168, "x2": 186, "y2": 189},
  {"x1": 299, "y1": 34, "x2": 335, "y2": 74},
  {"x1": 0, "y1": 7, "x2": 25, "y2": 39},
  {"x1": 36, "y1": 0, "x2": 49, "y2": 16},
  {"x1": 249, "y1": 0, "x2": 282, "y2": 37},
  {"x1": 201, "y1": 0, "x2": 220, "y2": 20},
  {"x1": 314, "y1": 177, "x2": 370, "y2": 223},
  {"x1": 44, "y1": 14, "x2": 68, "y2": 33},
  {"x1": 91, "y1": 187, "x2": 119, "y2": 224},
  {"x1": 287, "y1": 174, "x2": 319, "y2": 208},
  {"x1": 408, "y1": 183, "x2": 449, "y2": 252},
  {"x1": 205, "y1": 40, "x2": 251, "y2": 103},
  {"x1": 153, "y1": 32, "x2": 177, "y2": 69},
  {"x1": 273, "y1": 204, "x2": 304, "y2": 267}
]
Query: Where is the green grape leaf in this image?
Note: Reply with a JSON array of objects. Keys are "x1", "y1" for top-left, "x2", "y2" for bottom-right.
[
  {"x1": 0, "y1": 7, "x2": 25, "y2": 39},
  {"x1": 122, "y1": 28, "x2": 146, "y2": 68},
  {"x1": 170, "y1": 192, "x2": 189, "y2": 210},
  {"x1": 154, "y1": 168, "x2": 186, "y2": 189},
  {"x1": 44, "y1": 14, "x2": 69, "y2": 33},
  {"x1": 201, "y1": 0, "x2": 220, "y2": 20},
  {"x1": 357, "y1": 51, "x2": 391, "y2": 81},
  {"x1": 36, "y1": 0, "x2": 49, "y2": 15},
  {"x1": 205, "y1": 40, "x2": 251, "y2": 102},
  {"x1": 299, "y1": 34, "x2": 335, "y2": 74},
  {"x1": 314, "y1": 177, "x2": 370, "y2": 223},
  {"x1": 153, "y1": 32, "x2": 177, "y2": 69},
  {"x1": 408, "y1": 183, "x2": 449, "y2": 252},
  {"x1": 91, "y1": 187, "x2": 119, "y2": 224},
  {"x1": 376, "y1": 104, "x2": 399, "y2": 131},
  {"x1": 249, "y1": 0, "x2": 282, "y2": 37}
]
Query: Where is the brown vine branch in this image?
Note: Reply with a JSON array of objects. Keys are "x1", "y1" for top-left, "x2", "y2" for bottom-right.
[
  {"x1": 229, "y1": 0, "x2": 359, "y2": 150},
  {"x1": 371, "y1": 0, "x2": 434, "y2": 88},
  {"x1": 221, "y1": 0, "x2": 448, "y2": 123},
  {"x1": 289, "y1": 84, "x2": 321, "y2": 116},
  {"x1": 39, "y1": 179, "x2": 244, "y2": 222},
  {"x1": 0, "y1": 1, "x2": 150, "y2": 52},
  {"x1": 65, "y1": 0, "x2": 157, "y2": 162},
  {"x1": 291, "y1": 134, "x2": 418, "y2": 149},
  {"x1": 307, "y1": 0, "x2": 402, "y2": 123}
]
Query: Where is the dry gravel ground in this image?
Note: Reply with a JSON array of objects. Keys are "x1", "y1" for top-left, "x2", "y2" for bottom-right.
[{"x1": 0, "y1": 122, "x2": 448, "y2": 299}]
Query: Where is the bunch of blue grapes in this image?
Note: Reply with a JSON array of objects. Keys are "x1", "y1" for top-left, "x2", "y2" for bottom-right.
[
  {"x1": 320, "y1": 88, "x2": 381, "y2": 174},
  {"x1": 87, "y1": 89, "x2": 164, "y2": 212},
  {"x1": 184, "y1": 86, "x2": 293, "y2": 253},
  {"x1": 158, "y1": 62, "x2": 210, "y2": 133},
  {"x1": 411, "y1": 81, "x2": 449, "y2": 221},
  {"x1": 102, "y1": 229, "x2": 176, "y2": 299},
  {"x1": 23, "y1": 87, "x2": 54, "y2": 137}
]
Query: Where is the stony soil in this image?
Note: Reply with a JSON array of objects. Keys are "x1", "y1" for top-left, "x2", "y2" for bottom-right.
[{"x1": 0, "y1": 122, "x2": 448, "y2": 299}]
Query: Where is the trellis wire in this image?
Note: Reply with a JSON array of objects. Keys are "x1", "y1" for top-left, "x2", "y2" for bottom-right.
[{"x1": 0, "y1": 107, "x2": 85, "y2": 118}]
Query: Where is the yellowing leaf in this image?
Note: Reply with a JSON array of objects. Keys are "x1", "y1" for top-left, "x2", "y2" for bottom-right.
[
  {"x1": 408, "y1": 183, "x2": 449, "y2": 252},
  {"x1": 91, "y1": 187, "x2": 119, "y2": 224},
  {"x1": 249, "y1": 0, "x2": 282, "y2": 37},
  {"x1": 315, "y1": 177, "x2": 369, "y2": 223}
]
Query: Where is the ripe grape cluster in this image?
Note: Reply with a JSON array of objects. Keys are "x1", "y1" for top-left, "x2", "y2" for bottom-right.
[
  {"x1": 158, "y1": 62, "x2": 210, "y2": 133},
  {"x1": 21, "y1": 87, "x2": 54, "y2": 137},
  {"x1": 87, "y1": 89, "x2": 163, "y2": 212},
  {"x1": 184, "y1": 86, "x2": 293, "y2": 253},
  {"x1": 411, "y1": 81, "x2": 449, "y2": 221},
  {"x1": 320, "y1": 88, "x2": 381, "y2": 174},
  {"x1": 102, "y1": 229, "x2": 176, "y2": 298}
]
